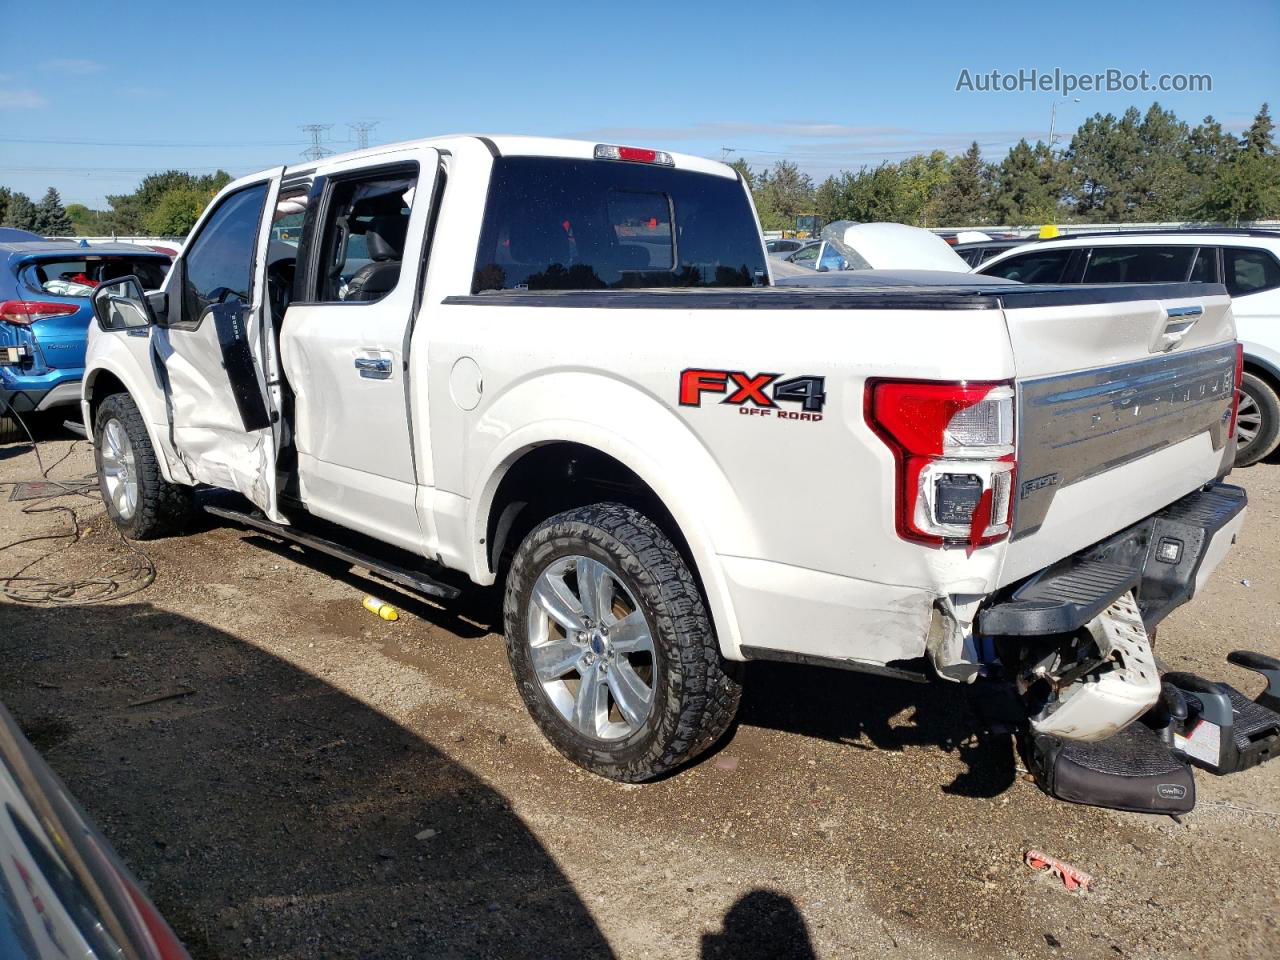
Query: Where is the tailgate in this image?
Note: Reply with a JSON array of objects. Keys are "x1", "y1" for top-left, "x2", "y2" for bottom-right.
[{"x1": 999, "y1": 284, "x2": 1237, "y2": 585}]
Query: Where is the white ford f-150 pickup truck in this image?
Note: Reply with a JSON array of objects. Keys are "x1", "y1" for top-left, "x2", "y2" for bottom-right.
[{"x1": 82, "y1": 135, "x2": 1279, "y2": 812}]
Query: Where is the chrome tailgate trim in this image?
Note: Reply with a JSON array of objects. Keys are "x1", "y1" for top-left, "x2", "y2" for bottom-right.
[{"x1": 1013, "y1": 344, "x2": 1236, "y2": 538}]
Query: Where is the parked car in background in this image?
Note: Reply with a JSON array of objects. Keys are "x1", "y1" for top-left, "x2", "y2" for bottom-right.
[
  {"x1": 0, "y1": 701, "x2": 190, "y2": 959},
  {"x1": 765, "y1": 237, "x2": 808, "y2": 256},
  {"x1": 773, "y1": 222, "x2": 970, "y2": 279},
  {"x1": 0, "y1": 239, "x2": 170, "y2": 441},
  {"x1": 952, "y1": 237, "x2": 1033, "y2": 267},
  {"x1": 0, "y1": 229, "x2": 44, "y2": 244},
  {"x1": 977, "y1": 229, "x2": 1280, "y2": 466}
]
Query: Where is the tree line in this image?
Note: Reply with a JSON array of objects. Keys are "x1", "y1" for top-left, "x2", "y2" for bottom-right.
[
  {"x1": 737, "y1": 102, "x2": 1279, "y2": 231},
  {"x1": 0, "y1": 169, "x2": 232, "y2": 238},
  {"x1": 3, "y1": 102, "x2": 1277, "y2": 239}
]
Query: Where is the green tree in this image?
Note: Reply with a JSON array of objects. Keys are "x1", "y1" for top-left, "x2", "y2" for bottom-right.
[
  {"x1": 105, "y1": 169, "x2": 231, "y2": 233},
  {"x1": 1186, "y1": 114, "x2": 1242, "y2": 217},
  {"x1": 728, "y1": 157, "x2": 754, "y2": 190},
  {"x1": 992, "y1": 140, "x2": 1062, "y2": 225},
  {"x1": 1, "y1": 191, "x2": 37, "y2": 231},
  {"x1": 1200, "y1": 104, "x2": 1280, "y2": 223},
  {"x1": 143, "y1": 186, "x2": 216, "y2": 236},
  {"x1": 936, "y1": 142, "x2": 992, "y2": 226},
  {"x1": 1065, "y1": 108, "x2": 1142, "y2": 219},
  {"x1": 33, "y1": 187, "x2": 73, "y2": 236},
  {"x1": 1129, "y1": 104, "x2": 1192, "y2": 220},
  {"x1": 752, "y1": 160, "x2": 814, "y2": 231},
  {"x1": 0, "y1": 187, "x2": 10, "y2": 227},
  {"x1": 64, "y1": 203, "x2": 108, "y2": 235}
]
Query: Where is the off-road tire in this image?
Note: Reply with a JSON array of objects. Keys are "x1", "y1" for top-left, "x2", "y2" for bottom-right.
[
  {"x1": 1235, "y1": 372, "x2": 1280, "y2": 467},
  {"x1": 93, "y1": 393, "x2": 195, "y2": 540},
  {"x1": 504, "y1": 502, "x2": 742, "y2": 782}
]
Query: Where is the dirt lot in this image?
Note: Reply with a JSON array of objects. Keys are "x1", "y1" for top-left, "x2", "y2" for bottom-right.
[{"x1": 1, "y1": 426, "x2": 1278, "y2": 960}]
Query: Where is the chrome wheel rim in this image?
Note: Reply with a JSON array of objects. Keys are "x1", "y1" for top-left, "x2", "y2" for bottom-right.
[
  {"x1": 527, "y1": 555, "x2": 656, "y2": 740},
  {"x1": 100, "y1": 417, "x2": 138, "y2": 521},
  {"x1": 1236, "y1": 390, "x2": 1262, "y2": 447}
]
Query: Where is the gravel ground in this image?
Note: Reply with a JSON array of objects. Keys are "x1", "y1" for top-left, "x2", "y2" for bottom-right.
[{"x1": 1, "y1": 424, "x2": 1278, "y2": 960}]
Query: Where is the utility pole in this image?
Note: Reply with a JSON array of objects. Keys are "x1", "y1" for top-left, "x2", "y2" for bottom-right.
[
  {"x1": 300, "y1": 123, "x2": 334, "y2": 161},
  {"x1": 348, "y1": 120, "x2": 379, "y2": 151},
  {"x1": 719, "y1": 146, "x2": 735, "y2": 162},
  {"x1": 1048, "y1": 98, "x2": 1081, "y2": 150}
]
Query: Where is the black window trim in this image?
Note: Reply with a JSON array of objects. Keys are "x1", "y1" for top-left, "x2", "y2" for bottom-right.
[
  {"x1": 298, "y1": 159, "x2": 422, "y2": 307},
  {"x1": 167, "y1": 179, "x2": 273, "y2": 332}
]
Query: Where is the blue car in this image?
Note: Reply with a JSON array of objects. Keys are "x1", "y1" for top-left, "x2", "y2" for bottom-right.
[{"x1": 0, "y1": 239, "x2": 170, "y2": 440}]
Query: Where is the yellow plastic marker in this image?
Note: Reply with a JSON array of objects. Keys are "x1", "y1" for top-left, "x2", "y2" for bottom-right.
[
  {"x1": 1039, "y1": 224, "x2": 1061, "y2": 239},
  {"x1": 362, "y1": 595, "x2": 399, "y2": 621}
]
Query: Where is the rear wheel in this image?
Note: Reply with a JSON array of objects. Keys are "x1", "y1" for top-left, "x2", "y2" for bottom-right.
[
  {"x1": 503, "y1": 503, "x2": 741, "y2": 782},
  {"x1": 93, "y1": 393, "x2": 195, "y2": 539},
  {"x1": 0, "y1": 412, "x2": 26, "y2": 445},
  {"x1": 1235, "y1": 372, "x2": 1280, "y2": 467}
]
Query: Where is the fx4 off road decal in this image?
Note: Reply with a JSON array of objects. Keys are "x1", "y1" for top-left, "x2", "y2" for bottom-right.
[{"x1": 678, "y1": 369, "x2": 826, "y2": 421}]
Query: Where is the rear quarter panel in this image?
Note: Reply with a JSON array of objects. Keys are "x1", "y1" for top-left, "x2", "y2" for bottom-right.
[{"x1": 425, "y1": 298, "x2": 1016, "y2": 660}]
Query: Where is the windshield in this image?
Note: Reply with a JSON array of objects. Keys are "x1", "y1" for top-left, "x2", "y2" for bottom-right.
[{"x1": 472, "y1": 157, "x2": 767, "y2": 292}]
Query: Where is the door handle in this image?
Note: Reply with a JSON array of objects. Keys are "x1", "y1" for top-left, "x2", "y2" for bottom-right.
[{"x1": 354, "y1": 356, "x2": 392, "y2": 379}]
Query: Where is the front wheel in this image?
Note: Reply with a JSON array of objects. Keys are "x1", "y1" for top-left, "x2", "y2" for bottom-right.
[
  {"x1": 1235, "y1": 372, "x2": 1280, "y2": 467},
  {"x1": 503, "y1": 503, "x2": 742, "y2": 782},
  {"x1": 93, "y1": 393, "x2": 195, "y2": 539}
]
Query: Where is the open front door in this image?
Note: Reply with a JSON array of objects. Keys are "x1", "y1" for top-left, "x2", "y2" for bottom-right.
[{"x1": 155, "y1": 169, "x2": 285, "y2": 519}]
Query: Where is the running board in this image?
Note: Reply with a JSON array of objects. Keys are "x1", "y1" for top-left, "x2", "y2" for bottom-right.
[
  {"x1": 739, "y1": 646, "x2": 930, "y2": 683},
  {"x1": 203, "y1": 505, "x2": 461, "y2": 600}
]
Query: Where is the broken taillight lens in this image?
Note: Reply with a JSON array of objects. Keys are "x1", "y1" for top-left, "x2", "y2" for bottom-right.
[{"x1": 865, "y1": 379, "x2": 1016, "y2": 546}]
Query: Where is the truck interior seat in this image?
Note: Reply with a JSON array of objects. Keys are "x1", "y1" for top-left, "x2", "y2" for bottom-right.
[{"x1": 344, "y1": 216, "x2": 408, "y2": 301}]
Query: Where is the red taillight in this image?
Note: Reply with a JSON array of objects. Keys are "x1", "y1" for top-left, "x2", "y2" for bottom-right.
[
  {"x1": 593, "y1": 143, "x2": 675, "y2": 166},
  {"x1": 1228, "y1": 342, "x2": 1245, "y2": 439},
  {"x1": 0, "y1": 300, "x2": 80, "y2": 325},
  {"x1": 865, "y1": 379, "x2": 1016, "y2": 547}
]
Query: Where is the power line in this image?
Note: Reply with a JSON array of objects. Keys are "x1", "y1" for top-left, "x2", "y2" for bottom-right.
[{"x1": 0, "y1": 136, "x2": 310, "y2": 148}]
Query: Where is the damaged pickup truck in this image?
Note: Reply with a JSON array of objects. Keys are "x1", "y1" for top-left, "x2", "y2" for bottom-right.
[{"x1": 81, "y1": 135, "x2": 1280, "y2": 813}]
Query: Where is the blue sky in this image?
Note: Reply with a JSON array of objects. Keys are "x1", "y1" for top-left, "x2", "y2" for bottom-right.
[{"x1": 1, "y1": 0, "x2": 1276, "y2": 208}]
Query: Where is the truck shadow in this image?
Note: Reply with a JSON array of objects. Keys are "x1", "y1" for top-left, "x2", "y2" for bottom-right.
[
  {"x1": 0, "y1": 601, "x2": 614, "y2": 960},
  {"x1": 735, "y1": 662, "x2": 1017, "y2": 799}
]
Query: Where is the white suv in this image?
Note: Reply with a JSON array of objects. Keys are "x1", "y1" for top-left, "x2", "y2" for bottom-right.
[{"x1": 977, "y1": 230, "x2": 1280, "y2": 465}]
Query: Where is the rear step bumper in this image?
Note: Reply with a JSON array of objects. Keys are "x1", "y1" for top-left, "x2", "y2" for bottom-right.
[{"x1": 979, "y1": 482, "x2": 1246, "y2": 636}]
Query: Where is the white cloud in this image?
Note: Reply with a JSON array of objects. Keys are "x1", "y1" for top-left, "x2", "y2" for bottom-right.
[
  {"x1": 40, "y1": 58, "x2": 103, "y2": 74},
  {"x1": 0, "y1": 89, "x2": 48, "y2": 109}
]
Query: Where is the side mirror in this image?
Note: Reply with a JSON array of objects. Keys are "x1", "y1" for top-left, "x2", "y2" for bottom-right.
[{"x1": 92, "y1": 276, "x2": 156, "y2": 331}]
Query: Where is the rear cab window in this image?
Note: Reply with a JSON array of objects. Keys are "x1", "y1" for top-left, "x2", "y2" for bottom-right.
[{"x1": 472, "y1": 157, "x2": 766, "y2": 293}]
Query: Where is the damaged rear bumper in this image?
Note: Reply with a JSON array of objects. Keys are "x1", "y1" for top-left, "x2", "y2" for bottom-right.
[{"x1": 978, "y1": 482, "x2": 1246, "y2": 638}]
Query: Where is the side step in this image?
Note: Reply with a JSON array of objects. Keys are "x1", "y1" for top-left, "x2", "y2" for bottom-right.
[{"x1": 204, "y1": 505, "x2": 461, "y2": 601}]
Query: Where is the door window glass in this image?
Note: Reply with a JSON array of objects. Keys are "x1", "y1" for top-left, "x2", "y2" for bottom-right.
[
  {"x1": 180, "y1": 183, "x2": 269, "y2": 327},
  {"x1": 315, "y1": 170, "x2": 418, "y2": 303},
  {"x1": 1224, "y1": 247, "x2": 1280, "y2": 296}
]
